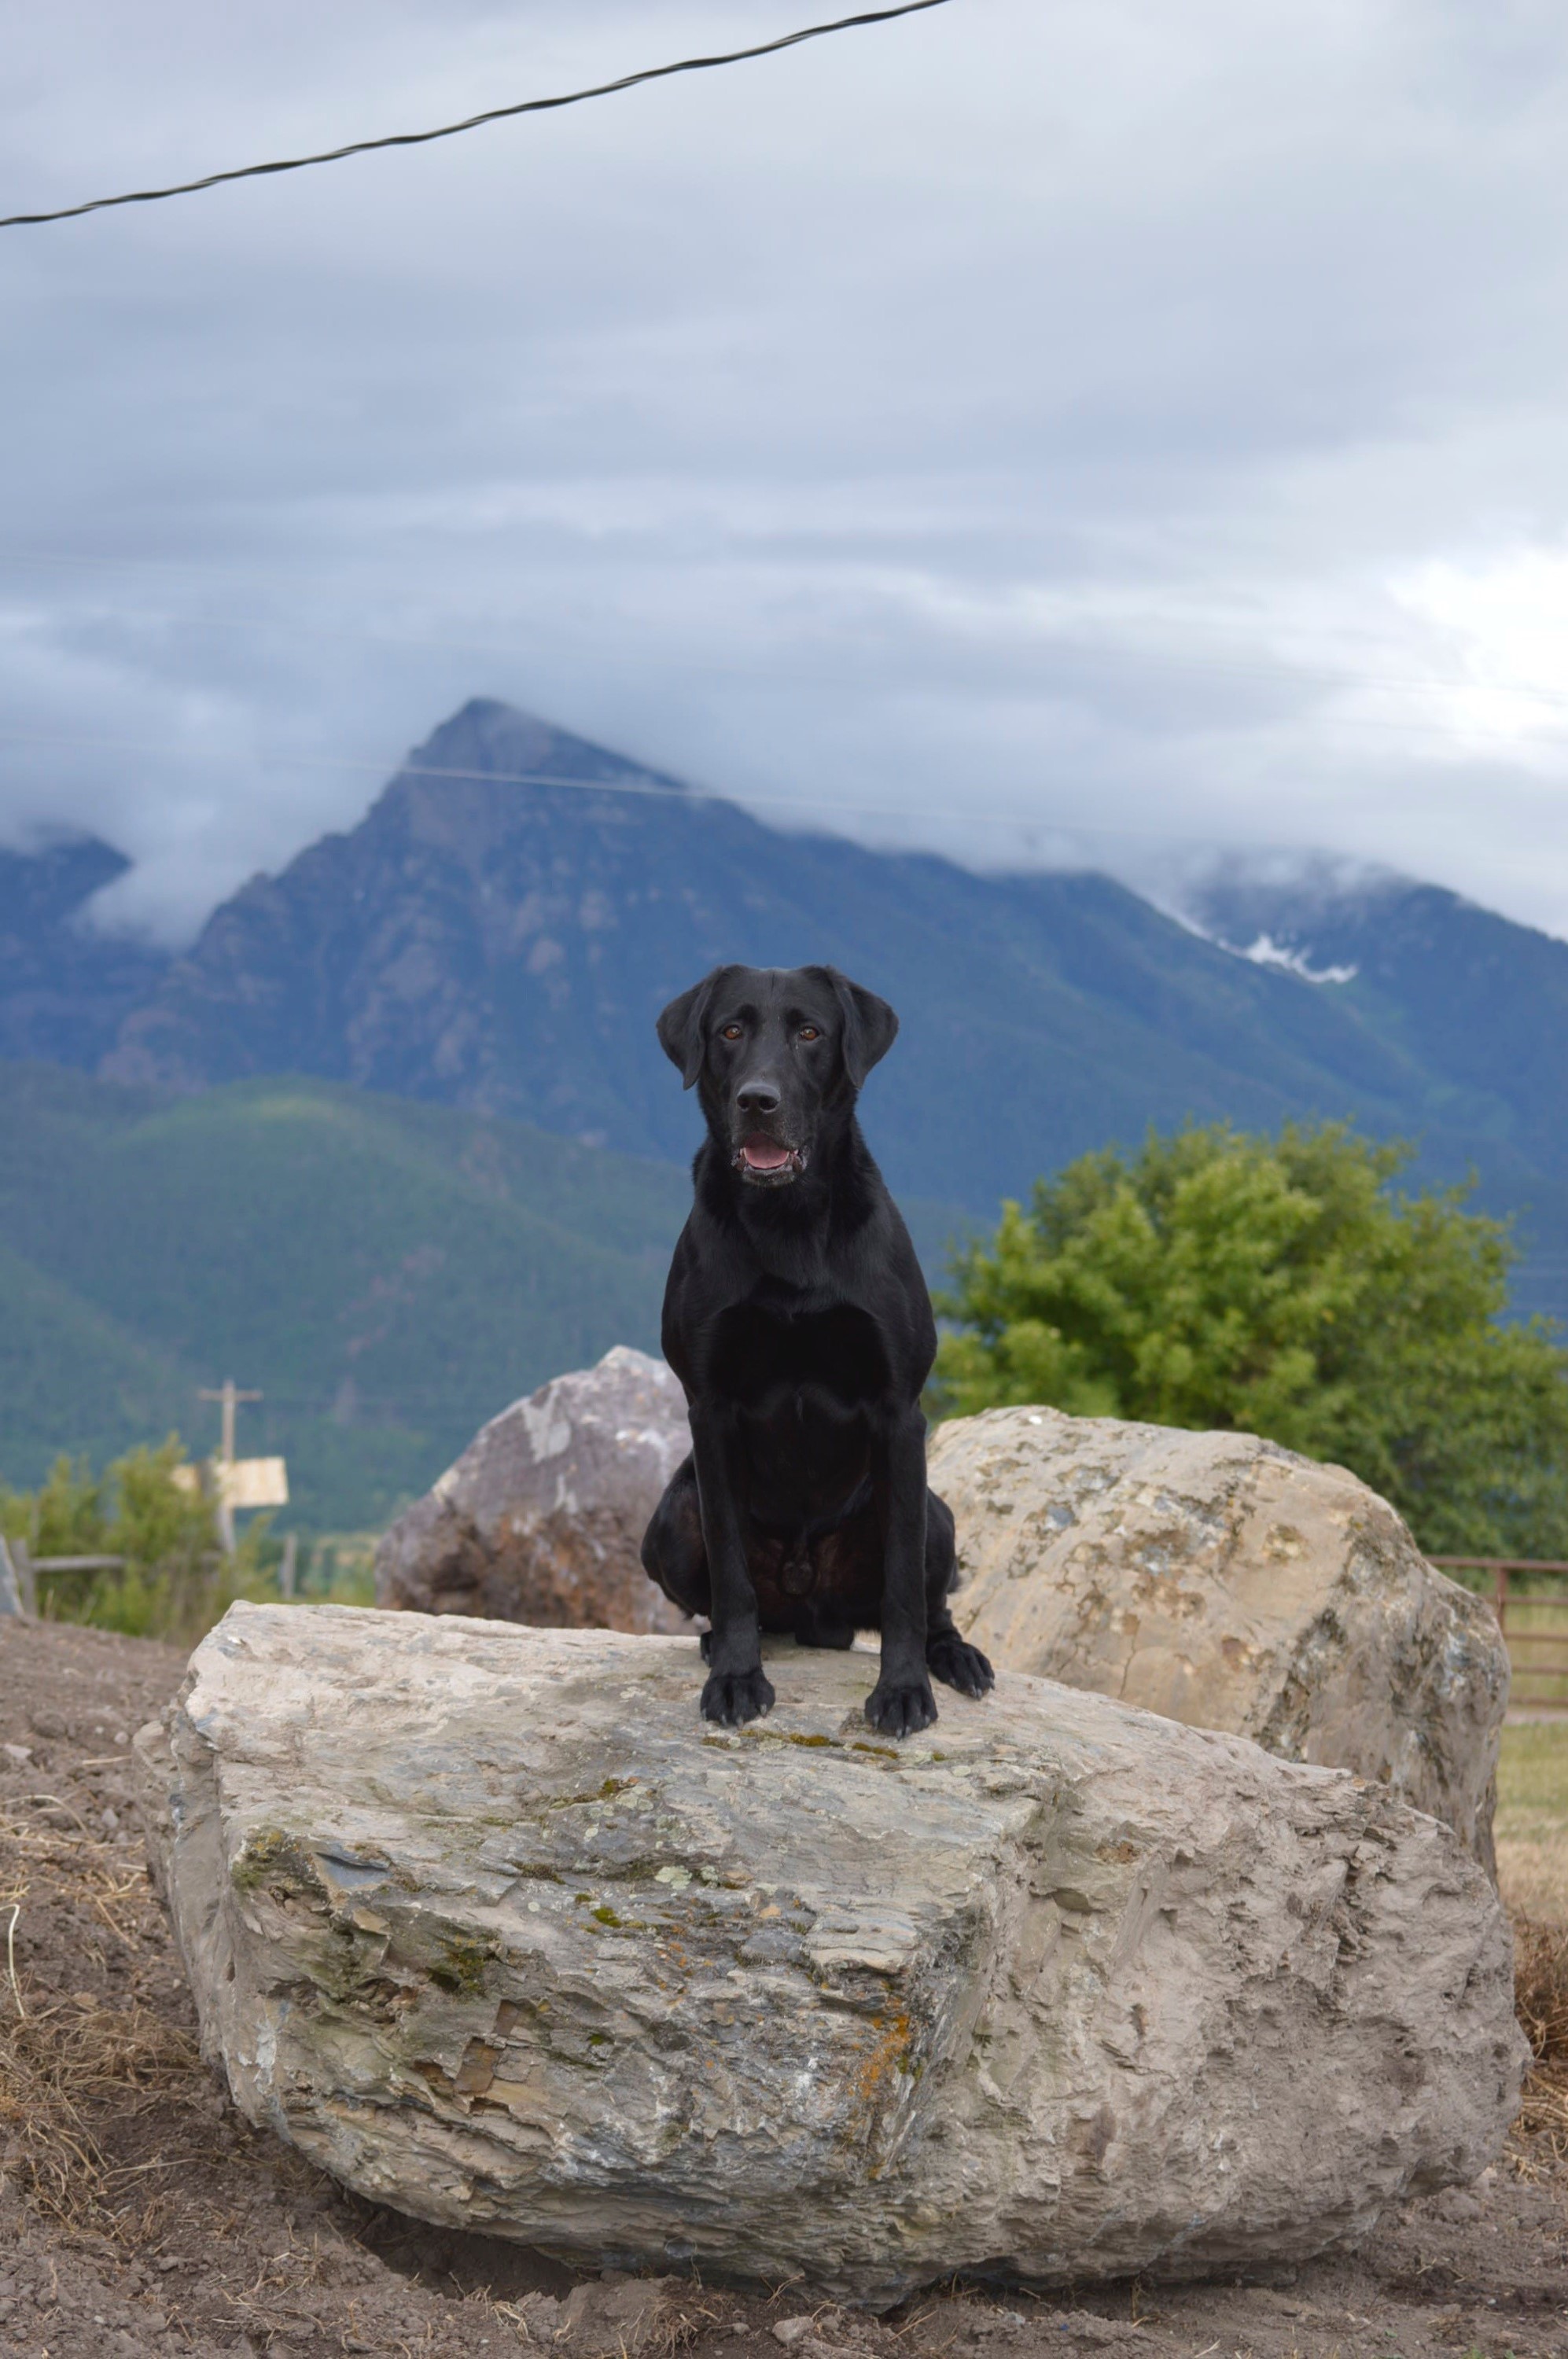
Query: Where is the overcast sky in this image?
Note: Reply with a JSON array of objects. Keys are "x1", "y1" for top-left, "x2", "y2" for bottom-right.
[{"x1": 4, "y1": 0, "x2": 1568, "y2": 941}]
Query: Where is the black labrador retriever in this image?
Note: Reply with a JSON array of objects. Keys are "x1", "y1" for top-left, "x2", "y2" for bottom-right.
[{"x1": 640, "y1": 962, "x2": 995, "y2": 1737}]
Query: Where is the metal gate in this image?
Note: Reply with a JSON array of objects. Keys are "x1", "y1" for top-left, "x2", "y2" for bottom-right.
[{"x1": 1431, "y1": 1558, "x2": 1568, "y2": 1713}]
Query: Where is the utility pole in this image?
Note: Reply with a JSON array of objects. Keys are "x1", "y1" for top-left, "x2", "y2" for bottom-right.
[
  {"x1": 199, "y1": 1378, "x2": 262, "y2": 1553},
  {"x1": 201, "y1": 1377, "x2": 261, "y2": 1470}
]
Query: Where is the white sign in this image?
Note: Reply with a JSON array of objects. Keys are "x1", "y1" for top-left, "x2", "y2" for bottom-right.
[
  {"x1": 170, "y1": 1457, "x2": 289, "y2": 1510},
  {"x1": 216, "y1": 1456, "x2": 289, "y2": 1510}
]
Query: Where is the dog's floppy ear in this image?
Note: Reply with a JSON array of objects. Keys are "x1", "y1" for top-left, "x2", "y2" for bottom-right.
[
  {"x1": 657, "y1": 971, "x2": 720, "y2": 1090},
  {"x1": 828, "y1": 970, "x2": 899, "y2": 1090}
]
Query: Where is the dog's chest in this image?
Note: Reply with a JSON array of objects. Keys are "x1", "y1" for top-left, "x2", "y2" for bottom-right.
[{"x1": 712, "y1": 1301, "x2": 887, "y2": 1415}]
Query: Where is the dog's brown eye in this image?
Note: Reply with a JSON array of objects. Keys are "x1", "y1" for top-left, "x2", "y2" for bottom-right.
[
  {"x1": 721, "y1": 1024, "x2": 743, "y2": 1041},
  {"x1": 798, "y1": 1025, "x2": 819, "y2": 1041}
]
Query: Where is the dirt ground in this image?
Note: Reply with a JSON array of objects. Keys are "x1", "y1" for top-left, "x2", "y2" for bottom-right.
[{"x1": 2, "y1": 1619, "x2": 1565, "y2": 2359}]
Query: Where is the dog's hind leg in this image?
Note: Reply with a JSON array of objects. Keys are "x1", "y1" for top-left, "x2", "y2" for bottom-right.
[
  {"x1": 921, "y1": 1485, "x2": 995, "y2": 1701},
  {"x1": 640, "y1": 1456, "x2": 712, "y2": 1624}
]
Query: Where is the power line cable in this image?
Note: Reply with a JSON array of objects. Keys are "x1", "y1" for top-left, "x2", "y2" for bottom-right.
[
  {"x1": 5, "y1": 690, "x2": 1568, "y2": 810},
  {"x1": 0, "y1": 729, "x2": 1198, "y2": 843},
  {"x1": 0, "y1": 0, "x2": 953, "y2": 230},
  {"x1": 4, "y1": 723, "x2": 1565, "y2": 891}
]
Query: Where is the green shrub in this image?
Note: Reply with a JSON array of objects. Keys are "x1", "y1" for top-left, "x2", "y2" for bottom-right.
[{"x1": 2, "y1": 1435, "x2": 274, "y2": 1646}]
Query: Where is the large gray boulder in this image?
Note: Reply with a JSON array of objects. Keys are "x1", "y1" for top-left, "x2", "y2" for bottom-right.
[
  {"x1": 136, "y1": 1603, "x2": 1524, "y2": 2306},
  {"x1": 375, "y1": 1345, "x2": 692, "y2": 1634},
  {"x1": 928, "y1": 1408, "x2": 1510, "y2": 1871}
]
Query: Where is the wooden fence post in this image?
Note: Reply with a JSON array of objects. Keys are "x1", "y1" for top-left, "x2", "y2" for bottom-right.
[{"x1": 9, "y1": 1536, "x2": 38, "y2": 1617}]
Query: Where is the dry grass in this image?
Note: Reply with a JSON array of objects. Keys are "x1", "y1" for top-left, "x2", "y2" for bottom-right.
[
  {"x1": 0, "y1": 1797, "x2": 204, "y2": 2240},
  {"x1": 1509, "y1": 1913, "x2": 1568, "y2": 2161},
  {"x1": 1513, "y1": 1915, "x2": 1568, "y2": 2061},
  {"x1": 0, "y1": 1795, "x2": 156, "y2": 1969},
  {"x1": 0, "y1": 1993, "x2": 201, "y2": 2232}
]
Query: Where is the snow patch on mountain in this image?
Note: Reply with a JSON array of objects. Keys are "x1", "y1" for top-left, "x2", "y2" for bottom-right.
[{"x1": 1235, "y1": 931, "x2": 1358, "y2": 985}]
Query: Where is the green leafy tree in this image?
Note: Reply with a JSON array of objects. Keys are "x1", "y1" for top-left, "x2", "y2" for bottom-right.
[{"x1": 935, "y1": 1121, "x2": 1568, "y2": 1559}]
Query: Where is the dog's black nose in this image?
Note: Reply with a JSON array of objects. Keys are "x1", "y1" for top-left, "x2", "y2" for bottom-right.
[{"x1": 736, "y1": 1078, "x2": 782, "y2": 1114}]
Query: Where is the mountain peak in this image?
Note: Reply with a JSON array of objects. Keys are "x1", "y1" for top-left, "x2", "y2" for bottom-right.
[
  {"x1": 393, "y1": 698, "x2": 692, "y2": 799},
  {"x1": 358, "y1": 698, "x2": 694, "y2": 879},
  {"x1": 402, "y1": 699, "x2": 578, "y2": 786},
  {"x1": 0, "y1": 831, "x2": 132, "y2": 931}
]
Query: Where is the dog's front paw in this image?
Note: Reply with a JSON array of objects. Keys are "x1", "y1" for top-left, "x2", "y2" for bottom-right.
[
  {"x1": 926, "y1": 1629, "x2": 996, "y2": 1699},
  {"x1": 701, "y1": 1666, "x2": 775, "y2": 1728},
  {"x1": 865, "y1": 1676, "x2": 938, "y2": 1739}
]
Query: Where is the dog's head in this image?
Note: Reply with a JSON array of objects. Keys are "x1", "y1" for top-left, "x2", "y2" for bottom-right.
[{"x1": 656, "y1": 963, "x2": 897, "y2": 1189}]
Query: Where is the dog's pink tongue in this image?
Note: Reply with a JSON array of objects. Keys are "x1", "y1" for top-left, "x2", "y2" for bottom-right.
[{"x1": 742, "y1": 1136, "x2": 792, "y2": 1171}]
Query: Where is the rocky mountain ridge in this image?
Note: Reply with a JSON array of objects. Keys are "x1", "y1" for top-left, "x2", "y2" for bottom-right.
[{"x1": 56, "y1": 698, "x2": 1549, "y2": 1227}]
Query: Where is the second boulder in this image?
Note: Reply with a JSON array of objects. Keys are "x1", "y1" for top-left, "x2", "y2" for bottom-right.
[
  {"x1": 375, "y1": 1346, "x2": 693, "y2": 1634},
  {"x1": 929, "y1": 1406, "x2": 1509, "y2": 1868}
]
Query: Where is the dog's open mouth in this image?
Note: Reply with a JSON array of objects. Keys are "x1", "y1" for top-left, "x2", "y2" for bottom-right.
[{"x1": 735, "y1": 1134, "x2": 807, "y2": 1183}]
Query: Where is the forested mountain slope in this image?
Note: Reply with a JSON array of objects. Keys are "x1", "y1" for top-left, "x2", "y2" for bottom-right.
[{"x1": 0, "y1": 1065, "x2": 688, "y2": 1525}]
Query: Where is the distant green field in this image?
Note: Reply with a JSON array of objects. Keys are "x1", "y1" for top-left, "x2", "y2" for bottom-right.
[
  {"x1": 0, "y1": 1060, "x2": 970, "y2": 1536},
  {"x1": 1497, "y1": 1720, "x2": 1568, "y2": 1924},
  {"x1": 1500, "y1": 1721, "x2": 1568, "y2": 1821}
]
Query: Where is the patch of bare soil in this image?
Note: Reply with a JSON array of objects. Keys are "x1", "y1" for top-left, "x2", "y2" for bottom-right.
[{"x1": 2, "y1": 1617, "x2": 1564, "y2": 2359}]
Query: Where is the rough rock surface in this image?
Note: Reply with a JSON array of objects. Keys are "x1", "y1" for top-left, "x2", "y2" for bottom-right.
[
  {"x1": 136, "y1": 1603, "x2": 1524, "y2": 2306},
  {"x1": 928, "y1": 1408, "x2": 1510, "y2": 1871},
  {"x1": 374, "y1": 1345, "x2": 692, "y2": 1633}
]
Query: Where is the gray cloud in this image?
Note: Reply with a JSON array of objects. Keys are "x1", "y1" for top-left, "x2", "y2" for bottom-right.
[{"x1": 3, "y1": 0, "x2": 1568, "y2": 940}]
